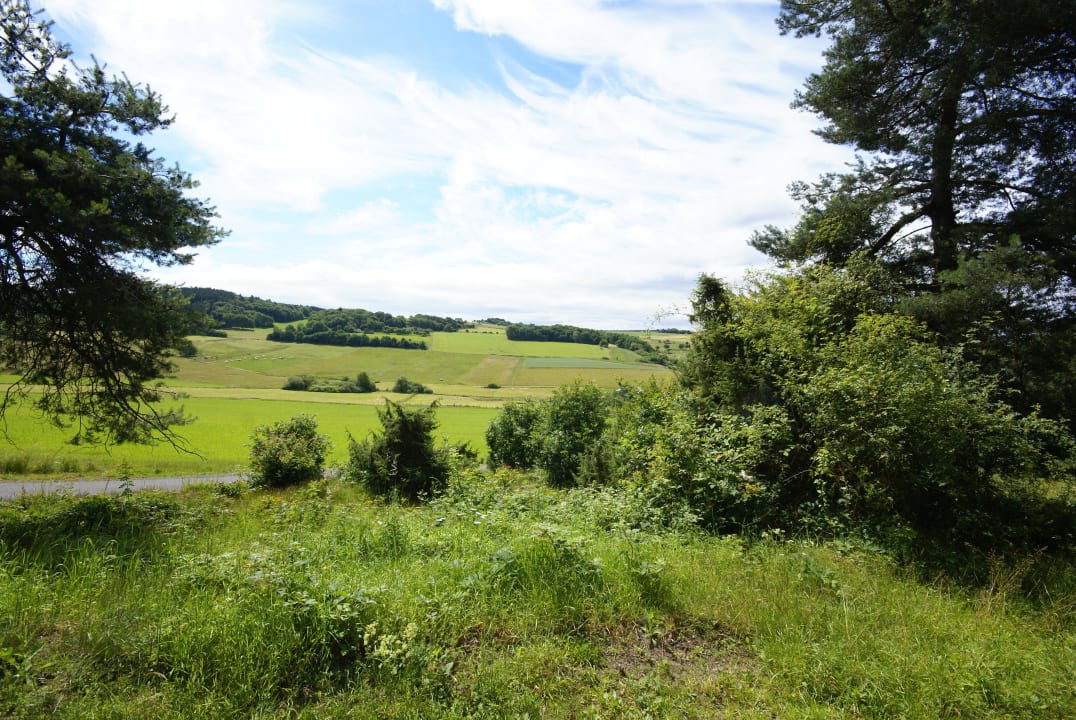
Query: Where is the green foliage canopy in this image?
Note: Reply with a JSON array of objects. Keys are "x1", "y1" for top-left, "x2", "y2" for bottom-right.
[
  {"x1": 0, "y1": 1, "x2": 223, "y2": 442},
  {"x1": 505, "y1": 323, "x2": 664, "y2": 363},
  {"x1": 539, "y1": 381, "x2": 611, "y2": 488},
  {"x1": 391, "y1": 377, "x2": 432, "y2": 394},
  {"x1": 764, "y1": 0, "x2": 1076, "y2": 276},
  {"x1": 753, "y1": 0, "x2": 1076, "y2": 428},
  {"x1": 485, "y1": 399, "x2": 543, "y2": 469},
  {"x1": 266, "y1": 307, "x2": 464, "y2": 346},
  {"x1": 484, "y1": 381, "x2": 612, "y2": 488},
  {"x1": 180, "y1": 287, "x2": 318, "y2": 330}
]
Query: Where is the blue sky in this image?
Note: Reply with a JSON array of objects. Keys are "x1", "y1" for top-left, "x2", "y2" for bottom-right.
[{"x1": 41, "y1": 0, "x2": 851, "y2": 329}]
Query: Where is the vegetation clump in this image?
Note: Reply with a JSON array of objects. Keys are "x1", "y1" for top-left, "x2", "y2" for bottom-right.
[
  {"x1": 486, "y1": 381, "x2": 611, "y2": 488},
  {"x1": 282, "y1": 372, "x2": 377, "y2": 393},
  {"x1": 180, "y1": 287, "x2": 319, "y2": 330},
  {"x1": 485, "y1": 399, "x2": 543, "y2": 469},
  {"x1": 345, "y1": 400, "x2": 450, "y2": 501},
  {"x1": 248, "y1": 414, "x2": 331, "y2": 488},
  {"x1": 507, "y1": 323, "x2": 666, "y2": 364},
  {"x1": 391, "y1": 376, "x2": 433, "y2": 394},
  {"x1": 266, "y1": 308, "x2": 467, "y2": 348}
]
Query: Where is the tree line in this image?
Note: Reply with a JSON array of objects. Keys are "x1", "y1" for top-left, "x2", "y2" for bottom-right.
[
  {"x1": 266, "y1": 325, "x2": 428, "y2": 350},
  {"x1": 505, "y1": 323, "x2": 664, "y2": 363},
  {"x1": 297, "y1": 308, "x2": 466, "y2": 336}
]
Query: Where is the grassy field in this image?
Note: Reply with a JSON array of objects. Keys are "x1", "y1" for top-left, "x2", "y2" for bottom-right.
[
  {"x1": 1, "y1": 325, "x2": 675, "y2": 479},
  {"x1": 0, "y1": 473, "x2": 1071, "y2": 718},
  {"x1": 0, "y1": 396, "x2": 498, "y2": 479}
]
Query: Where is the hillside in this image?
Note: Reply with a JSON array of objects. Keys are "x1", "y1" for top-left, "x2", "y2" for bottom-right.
[
  {"x1": 0, "y1": 324, "x2": 677, "y2": 480},
  {"x1": 180, "y1": 287, "x2": 321, "y2": 329}
]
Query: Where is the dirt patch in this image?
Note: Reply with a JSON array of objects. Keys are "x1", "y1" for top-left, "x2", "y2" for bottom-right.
[{"x1": 601, "y1": 618, "x2": 753, "y2": 685}]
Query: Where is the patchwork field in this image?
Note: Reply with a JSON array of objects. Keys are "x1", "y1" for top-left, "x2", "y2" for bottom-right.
[{"x1": 1, "y1": 324, "x2": 677, "y2": 479}]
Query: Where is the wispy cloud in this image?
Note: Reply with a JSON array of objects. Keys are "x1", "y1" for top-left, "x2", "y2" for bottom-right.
[{"x1": 42, "y1": 0, "x2": 849, "y2": 328}]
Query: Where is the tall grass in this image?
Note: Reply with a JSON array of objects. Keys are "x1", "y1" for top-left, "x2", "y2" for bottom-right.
[{"x1": 1, "y1": 470, "x2": 1072, "y2": 718}]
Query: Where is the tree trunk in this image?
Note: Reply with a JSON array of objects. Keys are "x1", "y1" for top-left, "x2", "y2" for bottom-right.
[{"x1": 927, "y1": 72, "x2": 964, "y2": 274}]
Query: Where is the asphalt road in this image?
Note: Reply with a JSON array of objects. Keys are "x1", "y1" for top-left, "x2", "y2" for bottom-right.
[{"x1": 0, "y1": 473, "x2": 243, "y2": 500}]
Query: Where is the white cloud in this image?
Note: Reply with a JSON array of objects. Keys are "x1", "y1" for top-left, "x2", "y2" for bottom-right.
[{"x1": 43, "y1": 0, "x2": 850, "y2": 328}]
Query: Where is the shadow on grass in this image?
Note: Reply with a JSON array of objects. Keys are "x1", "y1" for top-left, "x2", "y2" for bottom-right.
[{"x1": 0, "y1": 492, "x2": 195, "y2": 568}]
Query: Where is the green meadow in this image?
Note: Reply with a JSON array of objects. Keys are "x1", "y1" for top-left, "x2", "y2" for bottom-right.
[
  {"x1": 0, "y1": 325, "x2": 674, "y2": 479},
  {"x1": 0, "y1": 398, "x2": 498, "y2": 479},
  {"x1": 1, "y1": 474, "x2": 1071, "y2": 719}
]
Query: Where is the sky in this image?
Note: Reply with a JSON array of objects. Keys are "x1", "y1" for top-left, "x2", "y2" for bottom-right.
[{"x1": 40, "y1": 0, "x2": 852, "y2": 329}]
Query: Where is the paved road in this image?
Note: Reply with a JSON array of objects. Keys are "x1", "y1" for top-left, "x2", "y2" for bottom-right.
[{"x1": 0, "y1": 473, "x2": 243, "y2": 500}]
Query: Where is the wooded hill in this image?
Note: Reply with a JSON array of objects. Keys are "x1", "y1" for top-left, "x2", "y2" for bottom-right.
[
  {"x1": 182, "y1": 288, "x2": 673, "y2": 358},
  {"x1": 180, "y1": 288, "x2": 320, "y2": 330}
]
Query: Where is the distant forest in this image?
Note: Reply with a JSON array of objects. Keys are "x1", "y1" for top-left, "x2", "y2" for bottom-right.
[
  {"x1": 290, "y1": 308, "x2": 468, "y2": 336},
  {"x1": 182, "y1": 288, "x2": 465, "y2": 350},
  {"x1": 266, "y1": 308, "x2": 468, "y2": 349},
  {"x1": 267, "y1": 326, "x2": 428, "y2": 350},
  {"x1": 506, "y1": 323, "x2": 665, "y2": 364},
  {"x1": 181, "y1": 288, "x2": 319, "y2": 330}
]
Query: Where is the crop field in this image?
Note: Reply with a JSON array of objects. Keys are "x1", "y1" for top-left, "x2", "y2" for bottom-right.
[
  {"x1": 1, "y1": 324, "x2": 675, "y2": 480},
  {"x1": 0, "y1": 396, "x2": 497, "y2": 479}
]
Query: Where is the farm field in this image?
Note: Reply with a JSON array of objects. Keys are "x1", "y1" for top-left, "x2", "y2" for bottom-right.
[
  {"x1": 1, "y1": 325, "x2": 676, "y2": 480},
  {"x1": 0, "y1": 396, "x2": 498, "y2": 480}
]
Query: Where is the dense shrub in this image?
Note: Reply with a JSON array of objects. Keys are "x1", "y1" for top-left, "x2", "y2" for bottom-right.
[
  {"x1": 602, "y1": 382, "x2": 730, "y2": 529},
  {"x1": 174, "y1": 338, "x2": 198, "y2": 358},
  {"x1": 0, "y1": 492, "x2": 188, "y2": 553},
  {"x1": 283, "y1": 374, "x2": 315, "y2": 391},
  {"x1": 537, "y1": 381, "x2": 610, "y2": 488},
  {"x1": 283, "y1": 373, "x2": 377, "y2": 393},
  {"x1": 354, "y1": 371, "x2": 377, "y2": 393},
  {"x1": 484, "y1": 382, "x2": 612, "y2": 487},
  {"x1": 345, "y1": 401, "x2": 449, "y2": 501},
  {"x1": 675, "y1": 261, "x2": 1076, "y2": 550},
  {"x1": 485, "y1": 399, "x2": 543, "y2": 469},
  {"x1": 249, "y1": 415, "x2": 331, "y2": 488},
  {"x1": 392, "y1": 376, "x2": 433, "y2": 394}
]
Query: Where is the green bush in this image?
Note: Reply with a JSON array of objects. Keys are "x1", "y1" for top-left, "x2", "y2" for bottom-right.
[
  {"x1": 484, "y1": 383, "x2": 612, "y2": 487},
  {"x1": 282, "y1": 374, "x2": 315, "y2": 391},
  {"x1": 345, "y1": 401, "x2": 449, "y2": 501},
  {"x1": 604, "y1": 382, "x2": 730, "y2": 530},
  {"x1": 392, "y1": 376, "x2": 432, "y2": 394},
  {"x1": 537, "y1": 381, "x2": 609, "y2": 488},
  {"x1": 677, "y1": 261, "x2": 1076, "y2": 551},
  {"x1": 485, "y1": 399, "x2": 543, "y2": 469},
  {"x1": 355, "y1": 371, "x2": 377, "y2": 393},
  {"x1": 284, "y1": 373, "x2": 377, "y2": 393},
  {"x1": 796, "y1": 313, "x2": 1074, "y2": 544},
  {"x1": 174, "y1": 338, "x2": 198, "y2": 358},
  {"x1": 248, "y1": 414, "x2": 331, "y2": 488}
]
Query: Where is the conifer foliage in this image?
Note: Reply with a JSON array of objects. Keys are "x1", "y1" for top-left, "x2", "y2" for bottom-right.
[{"x1": 0, "y1": 1, "x2": 223, "y2": 442}]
